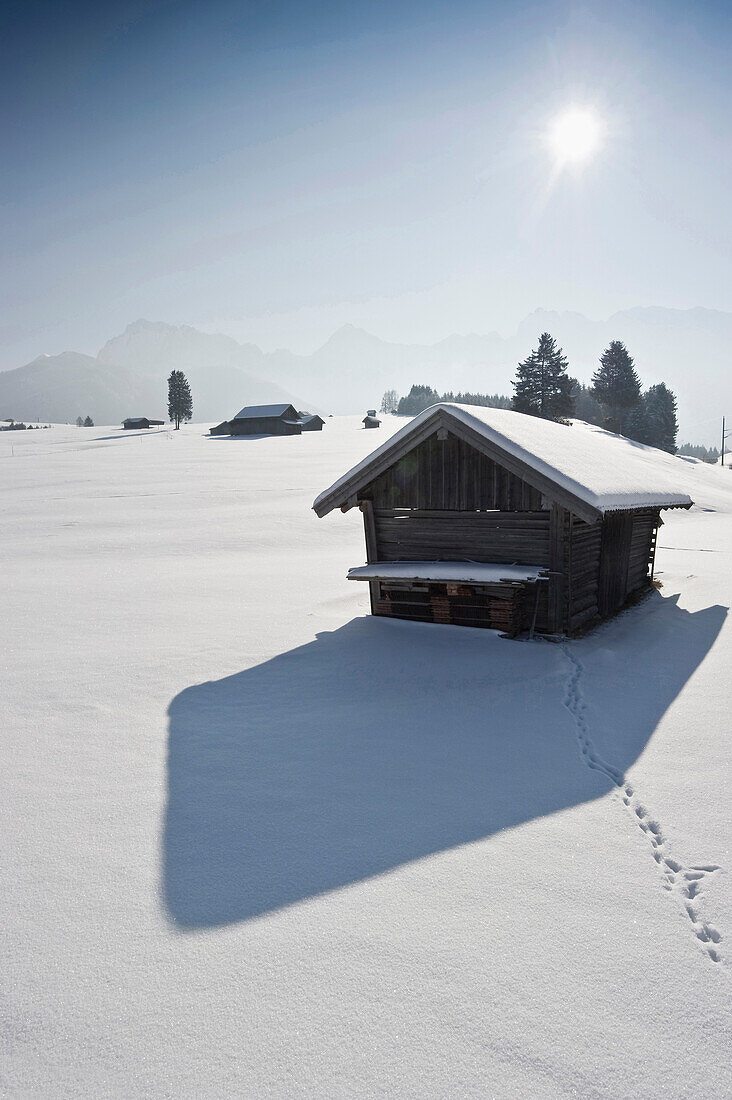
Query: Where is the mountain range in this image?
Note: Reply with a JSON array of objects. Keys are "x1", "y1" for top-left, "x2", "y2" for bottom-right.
[{"x1": 1, "y1": 309, "x2": 729, "y2": 443}]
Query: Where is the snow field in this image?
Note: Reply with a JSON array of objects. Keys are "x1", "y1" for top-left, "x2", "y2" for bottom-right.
[{"x1": 1, "y1": 419, "x2": 730, "y2": 1097}]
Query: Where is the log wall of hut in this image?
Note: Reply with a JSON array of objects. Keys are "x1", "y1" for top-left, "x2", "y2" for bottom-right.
[
  {"x1": 373, "y1": 509, "x2": 550, "y2": 565},
  {"x1": 627, "y1": 509, "x2": 660, "y2": 596},
  {"x1": 566, "y1": 516, "x2": 602, "y2": 633},
  {"x1": 364, "y1": 433, "x2": 544, "y2": 511},
  {"x1": 567, "y1": 508, "x2": 660, "y2": 631}
]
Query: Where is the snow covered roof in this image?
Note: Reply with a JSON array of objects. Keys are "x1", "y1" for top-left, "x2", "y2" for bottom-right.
[
  {"x1": 313, "y1": 403, "x2": 694, "y2": 521},
  {"x1": 232, "y1": 404, "x2": 297, "y2": 420}
]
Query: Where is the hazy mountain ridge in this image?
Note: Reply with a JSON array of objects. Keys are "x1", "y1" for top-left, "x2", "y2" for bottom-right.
[
  {"x1": 264, "y1": 308, "x2": 729, "y2": 441},
  {"x1": 0, "y1": 326, "x2": 310, "y2": 426},
  {"x1": 1, "y1": 309, "x2": 729, "y2": 441}
]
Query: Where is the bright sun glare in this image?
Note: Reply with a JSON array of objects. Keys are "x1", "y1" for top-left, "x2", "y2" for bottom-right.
[{"x1": 548, "y1": 107, "x2": 603, "y2": 166}]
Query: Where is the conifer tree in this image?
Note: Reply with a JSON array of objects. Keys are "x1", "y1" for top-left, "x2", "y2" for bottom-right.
[
  {"x1": 511, "y1": 333, "x2": 574, "y2": 421},
  {"x1": 570, "y1": 380, "x2": 604, "y2": 426},
  {"x1": 76, "y1": 416, "x2": 84, "y2": 427},
  {"x1": 628, "y1": 384, "x2": 678, "y2": 453},
  {"x1": 397, "y1": 384, "x2": 441, "y2": 416},
  {"x1": 591, "y1": 341, "x2": 641, "y2": 433},
  {"x1": 83, "y1": 415, "x2": 93, "y2": 427},
  {"x1": 167, "y1": 370, "x2": 193, "y2": 429}
]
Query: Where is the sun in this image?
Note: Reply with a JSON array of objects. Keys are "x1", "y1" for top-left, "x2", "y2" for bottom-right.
[{"x1": 547, "y1": 107, "x2": 603, "y2": 166}]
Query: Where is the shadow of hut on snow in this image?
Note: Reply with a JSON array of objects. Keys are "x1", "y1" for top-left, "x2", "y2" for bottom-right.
[{"x1": 162, "y1": 593, "x2": 726, "y2": 929}]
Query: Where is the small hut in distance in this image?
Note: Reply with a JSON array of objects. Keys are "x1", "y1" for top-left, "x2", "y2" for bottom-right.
[
  {"x1": 229, "y1": 404, "x2": 302, "y2": 436},
  {"x1": 209, "y1": 420, "x2": 231, "y2": 435},
  {"x1": 363, "y1": 414, "x2": 381, "y2": 429},
  {"x1": 210, "y1": 405, "x2": 326, "y2": 436},
  {"x1": 123, "y1": 417, "x2": 164, "y2": 429},
  {"x1": 314, "y1": 403, "x2": 693, "y2": 637},
  {"x1": 299, "y1": 413, "x2": 325, "y2": 432}
]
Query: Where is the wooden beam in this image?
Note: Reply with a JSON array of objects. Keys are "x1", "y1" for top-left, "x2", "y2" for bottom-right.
[
  {"x1": 548, "y1": 504, "x2": 567, "y2": 633},
  {"x1": 359, "y1": 499, "x2": 380, "y2": 613}
]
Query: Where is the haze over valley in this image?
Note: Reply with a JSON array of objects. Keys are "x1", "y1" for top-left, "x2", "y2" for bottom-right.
[{"x1": 1, "y1": 307, "x2": 728, "y2": 443}]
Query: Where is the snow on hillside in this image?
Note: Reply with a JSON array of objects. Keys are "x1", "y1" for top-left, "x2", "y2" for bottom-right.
[{"x1": 1, "y1": 419, "x2": 730, "y2": 1097}]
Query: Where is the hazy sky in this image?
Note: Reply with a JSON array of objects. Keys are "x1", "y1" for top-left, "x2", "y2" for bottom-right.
[{"x1": 2, "y1": 0, "x2": 730, "y2": 362}]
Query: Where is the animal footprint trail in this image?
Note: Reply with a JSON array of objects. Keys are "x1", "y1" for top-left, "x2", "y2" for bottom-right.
[{"x1": 561, "y1": 644, "x2": 724, "y2": 964}]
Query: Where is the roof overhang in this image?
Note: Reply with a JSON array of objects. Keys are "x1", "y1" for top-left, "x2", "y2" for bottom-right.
[
  {"x1": 313, "y1": 408, "x2": 606, "y2": 523},
  {"x1": 313, "y1": 406, "x2": 695, "y2": 523}
]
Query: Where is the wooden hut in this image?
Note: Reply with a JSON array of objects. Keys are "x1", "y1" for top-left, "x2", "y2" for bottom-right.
[
  {"x1": 209, "y1": 421, "x2": 231, "y2": 435},
  {"x1": 229, "y1": 404, "x2": 302, "y2": 436},
  {"x1": 298, "y1": 413, "x2": 325, "y2": 431},
  {"x1": 363, "y1": 415, "x2": 381, "y2": 429},
  {"x1": 313, "y1": 403, "x2": 693, "y2": 637},
  {"x1": 123, "y1": 417, "x2": 164, "y2": 429}
]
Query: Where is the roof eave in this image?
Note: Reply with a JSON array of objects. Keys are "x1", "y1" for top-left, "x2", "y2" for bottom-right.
[
  {"x1": 313, "y1": 408, "x2": 604, "y2": 523},
  {"x1": 312, "y1": 405, "x2": 693, "y2": 523}
]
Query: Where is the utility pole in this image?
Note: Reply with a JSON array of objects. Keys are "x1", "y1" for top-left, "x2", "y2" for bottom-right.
[{"x1": 723, "y1": 417, "x2": 725, "y2": 467}]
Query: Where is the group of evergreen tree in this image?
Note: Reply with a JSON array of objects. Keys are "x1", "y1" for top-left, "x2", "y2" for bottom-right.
[
  {"x1": 1, "y1": 422, "x2": 52, "y2": 431},
  {"x1": 510, "y1": 333, "x2": 679, "y2": 453},
  {"x1": 677, "y1": 442, "x2": 719, "y2": 463},
  {"x1": 442, "y1": 391, "x2": 512, "y2": 410},
  {"x1": 382, "y1": 385, "x2": 512, "y2": 417},
  {"x1": 75, "y1": 415, "x2": 94, "y2": 427},
  {"x1": 374, "y1": 337, "x2": 685, "y2": 454},
  {"x1": 167, "y1": 370, "x2": 193, "y2": 429},
  {"x1": 394, "y1": 385, "x2": 441, "y2": 415}
]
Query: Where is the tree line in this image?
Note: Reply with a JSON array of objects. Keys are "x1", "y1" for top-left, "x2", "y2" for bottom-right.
[
  {"x1": 381, "y1": 386, "x2": 511, "y2": 417},
  {"x1": 380, "y1": 334, "x2": 680, "y2": 453}
]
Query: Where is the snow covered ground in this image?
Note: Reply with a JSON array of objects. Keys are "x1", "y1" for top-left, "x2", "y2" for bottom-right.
[{"x1": 2, "y1": 418, "x2": 731, "y2": 1097}]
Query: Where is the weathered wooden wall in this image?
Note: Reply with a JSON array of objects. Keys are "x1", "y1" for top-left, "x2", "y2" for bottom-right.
[
  {"x1": 364, "y1": 434, "x2": 544, "y2": 511},
  {"x1": 627, "y1": 509, "x2": 659, "y2": 596},
  {"x1": 373, "y1": 509, "x2": 551, "y2": 565},
  {"x1": 567, "y1": 516, "x2": 603, "y2": 633}
]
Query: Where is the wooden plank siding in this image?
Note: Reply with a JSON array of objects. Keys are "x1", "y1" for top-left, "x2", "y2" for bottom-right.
[
  {"x1": 627, "y1": 508, "x2": 661, "y2": 597},
  {"x1": 373, "y1": 509, "x2": 551, "y2": 565},
  {"x1": 567, "y1": 518, "x2": 603, "y2": 632},
  {"x1": 362, "y1": 434, "x2": 544, "y2": 512}
]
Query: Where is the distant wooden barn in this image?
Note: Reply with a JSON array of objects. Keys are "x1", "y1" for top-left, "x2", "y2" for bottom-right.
[
  {"x1": 363, "y1": 415, "x2": 381, "y2": 429},
  {"x1": 123, "y1": 417, "x2": 164, "y2": 429},
  {"x1": 299, "y1": 413, "x2": 325, "y2": 432},
  {"x1": 213, "y1": 405, "x2": 325, "y2": 436},
  {"x1": 229, "y1": 404, "x2": 302, "y2": 436},
  {"x1": 314, "y1": 403, "x2": 693, "y2": 637}
]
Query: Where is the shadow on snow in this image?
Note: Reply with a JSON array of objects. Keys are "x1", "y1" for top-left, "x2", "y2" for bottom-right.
[{"x1": 163, "y1": 592, "x2": 726, "y2": 929}]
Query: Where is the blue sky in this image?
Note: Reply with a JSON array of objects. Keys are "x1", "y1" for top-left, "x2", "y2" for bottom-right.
[{"x1": 2, "y1": 0, "x2": 730, "y2": 360}]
